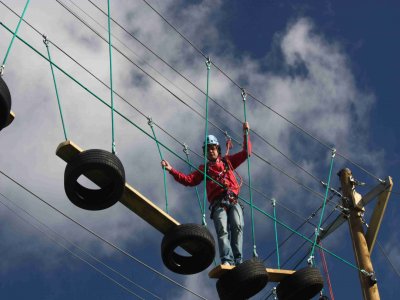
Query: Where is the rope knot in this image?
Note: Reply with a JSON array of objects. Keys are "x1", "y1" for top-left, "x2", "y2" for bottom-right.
[
  {"x1": 42, "y1": 34, "x2": 49, "y2": 46},
  {"x1": 241, "y1": 88, "x2": 247, "y2": 101},
  {"x1": 147, "y1": 116, "x2": 153, "y2": 127}
]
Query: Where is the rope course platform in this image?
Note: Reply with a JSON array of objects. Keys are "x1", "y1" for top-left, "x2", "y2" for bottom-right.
[
  {"x1": 208, "y1": 264, "x2": 295, "y2": 282},
  {"x1": 56, "y1": 140, "x2": 180, "y2": 234}
]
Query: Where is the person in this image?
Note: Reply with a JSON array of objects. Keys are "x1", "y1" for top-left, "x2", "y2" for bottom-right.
[{"x1": 161, "y1": 122, "x2": 251, "y2": 266}]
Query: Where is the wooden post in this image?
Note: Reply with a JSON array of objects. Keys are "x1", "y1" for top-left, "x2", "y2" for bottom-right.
[{"x1": 339, "y1": 168, "x2": 380, "y2": 300}]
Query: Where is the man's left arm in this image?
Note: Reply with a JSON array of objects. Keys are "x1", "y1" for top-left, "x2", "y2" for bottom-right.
[{"x1": 227, "y1": 122, "x2": 252, "y2": 169}]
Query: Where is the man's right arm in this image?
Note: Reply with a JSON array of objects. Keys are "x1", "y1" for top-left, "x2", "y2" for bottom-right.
[{"x1": 161, "y1": 160, "x2": 203, "y2": 186}]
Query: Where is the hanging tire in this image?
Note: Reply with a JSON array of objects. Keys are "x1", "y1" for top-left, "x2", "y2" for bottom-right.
[
  {"x1": 64, "y1": 149, "x2": 125, "y2": 210},
  {"x1": 161, "y1": 223, "x2": 215, "y2": 275},
  {"x1": 276, "y1": 267, "x2": 324, "y2": 300},
  {"x1": 0, "y1": 76, "x2": 11, "y2": 130},
  {"x1": 216, "y1": 258, "x2": 269, "y2": 300}
]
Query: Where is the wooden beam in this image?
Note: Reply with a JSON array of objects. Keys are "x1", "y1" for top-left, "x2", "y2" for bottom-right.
[
  {"x1": 5, "y1": 111, "x2": 15, "y2": 127},
  {"x1": 365, "y1": 177, "x2": 393, "y2": 253},
  {"x1": 56, "y1": 140, "x2": 180, "y2": 235},
  {"x1": 360, "y1": 180, "x2": 390, "y2": 207},
  {"x1": 339, "y1": 168, "x2": 380, "y2": 300},
  {"x1": 208, "y1": 264, "x2": 295, "y2": 282}
]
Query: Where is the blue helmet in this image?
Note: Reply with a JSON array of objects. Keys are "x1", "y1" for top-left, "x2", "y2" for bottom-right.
[{"x1": 205, "y1": 134, "x2": 219, "y2": 146}]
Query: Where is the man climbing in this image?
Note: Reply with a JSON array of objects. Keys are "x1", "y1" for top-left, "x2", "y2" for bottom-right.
[{"x1": 161, "y1": 122, "x2": 251, "y2": 266}]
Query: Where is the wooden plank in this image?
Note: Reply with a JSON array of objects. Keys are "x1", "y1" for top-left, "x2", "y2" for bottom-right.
[
  {"x1": 56, "y1": 140, "x2": 180, "y2": 234},
  {"x1": 208, "y1": 264, "x2": 295, "y2": 282},
  {"x1": 366, "y1": 177, "x2": 393, "y2": 253},
  {"x1": 5, "y1": 111, "x2": 15, "y2": 127}
]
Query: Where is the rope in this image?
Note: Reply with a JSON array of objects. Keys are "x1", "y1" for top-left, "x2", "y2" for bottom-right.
[
  {"x1": 241, "y1": 88, "x2": 258, "y2": 258},
  {"x1": 272, "y1": 198, "x2": 280, "y2": 269},
  {"x1": 148, "y1": 117, "x2": 169, "y2": 214},
  {"x1": 201, "y1": 57, "x2": 211, "y2": 226},
  {"x1": 0, "y1": 169, "x2": 207, "y2": 300},
  {"x1": 318, "y1": 241, "x2": 335, "y2": 300},
  {"x1": 106, "y1": 0, "x2": 116, "y2": 154},
  {"x1": 0, "y1": 193, "x2": 161, "y2": 299},
  {"x1": 43, "y1": 35, "x2": 68, "y2": 141},
  {"x1": 309, "y1": 149, "x2": 336, "y2": 264},
  {"x1": 183, "y1": 144, "x2": 204, "y2": 219},
  {"x1": 1, "y1": 0, "x2": 30, "y2": 75}
]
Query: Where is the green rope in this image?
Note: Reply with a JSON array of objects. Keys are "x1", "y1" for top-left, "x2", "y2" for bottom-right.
[
  {"x1": 148, "y1": 117, "x2": 169, "y2": 214},
  {"x1": 183, "y1": 144, "x2": 204, "y2": 218},
  {"x1": 107, "y1": 0, "x2": 116, "y2": 154},
  {"x1": 1, "y1": 0, "x2": 31, "y2": 74},
  {"x1": 309, "y1": 149, "x2": 336, "y2": 265},
  {"x1": 272, "y1": 198, "x2": 280, "y2": 269},
  {"x1": 201, "y1": 57, "x2": 211, "y2": 226},
  {"x1": 1, "y1": 24, "x2": 362, "y2": 273},
  {"x1": 241, "y1": 88, "x2": 258, "y2": 258},
  {"x1": 43, "y1": 36, "x2": 68, "y2": 141}
]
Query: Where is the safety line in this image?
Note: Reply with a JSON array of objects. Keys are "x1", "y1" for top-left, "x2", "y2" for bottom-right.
[
  {"x1": 319, "y1": 241, "x2": 335, "y2": 300},
  {"x1": 242, "y1": 89, "x2": 258, "y2": 257},
  {"x1": 0, "y1": 170, "x2": 207, "y2": 300},
  {"x1": 0, "y1": 22, "x2": 356, "y2": 270},
  {"x1": 148, "y1": 117, "x2": 169, "y2": 214},
  {"x1": 106, "y1": 0, "x2": 116, "y2": 153},
  {"x1": 135, "y1": 0, "x2": 384, "y2": 183},
  {"x1": 202, "y1": 57, "x2": 211, "y2": 226},
  {"x1": 0, "y1": 193, "x2": 160, "y2": 299},
  {"x1": 272, "y1": 198, "x2": 280, "y2": 269},
  {"x1": 43, "y1": 35, "x2": 68, "y2": 141},
  {"x1": 1, "y1": 0, "x2": 30, "y2": 74},
  {"x1": 309, "y1": 149, "x2": 336, "y2": 264}
]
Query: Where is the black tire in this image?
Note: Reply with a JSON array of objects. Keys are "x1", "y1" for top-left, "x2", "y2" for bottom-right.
[
  {"x1": 64, "y1": 149, "x2": 125, "y2": 210},
  {"x1": 0, "y1": 76, "x2": 11, "y2": 130},
  {"x1": 161, "y1": 223, "x2": 215, "y2": 275},
  {"x1": 216, "y1": 258, "x2": 269, "y2": 300},
  {"x1": 276, "y1": 267, "x2": 324, "y2": 300}
]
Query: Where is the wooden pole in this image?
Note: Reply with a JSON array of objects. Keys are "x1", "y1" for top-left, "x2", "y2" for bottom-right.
[{"x1": 339, "y1": 168, "x2": 380, "y2": 300}]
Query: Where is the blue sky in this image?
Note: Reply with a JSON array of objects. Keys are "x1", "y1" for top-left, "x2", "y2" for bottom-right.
[{"x1": 0, "y1": 1, "x2": 399, "y2": 299}]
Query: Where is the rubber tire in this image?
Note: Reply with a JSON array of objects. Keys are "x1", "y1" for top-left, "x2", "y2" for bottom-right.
[
  {"x1": 276, "y1": 267, "x2": 324, "y2": 300},
  {"x1": 161, "y1": 223, "x2": 215, "y2": 275},
  {"x1": 0, "y1": 76, "x2": 11, "y2": 130},
  {"x1": 64, "y1": 149, "x2": 125, "y2": 210},
  {"x1": 216, "y1": 258, "x2": 269, "y2": 300}
]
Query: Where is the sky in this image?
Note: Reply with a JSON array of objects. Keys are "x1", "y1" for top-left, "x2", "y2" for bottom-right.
[{"x1": 0, "y1": 0, "x2": 399, "y2": 299}]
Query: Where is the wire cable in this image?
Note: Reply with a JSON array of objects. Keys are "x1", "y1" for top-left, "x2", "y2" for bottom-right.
[
  {"x1": 0, "y1": 169, "x2": 207, "y2": 300},
  {"x1": 0, "y1": 192, "x2": 161, "y2": 299}
]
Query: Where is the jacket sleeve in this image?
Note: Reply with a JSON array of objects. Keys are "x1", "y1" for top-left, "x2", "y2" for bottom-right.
[
  {"x1": 169, "y1": 166, "x2": 204, "y2": 186},
  {"x1": 226, "y1": 134, "x2": 252, "y2": 169}
]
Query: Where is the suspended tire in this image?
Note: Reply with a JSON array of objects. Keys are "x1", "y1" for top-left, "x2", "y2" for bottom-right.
[
  {"x1": 161, "y1": 223, "x2": 215, "y2": 275},
  {"x1": 64, "y1": 149, "x2": 125, "y2": 210},
  {"x1": 276, "y1": 267, "x2": 324, "y2": 300},
  {"x1": 0, "y1": 76, "x2": 11, "y2": 130},
  {"x1": 216, "y1": 258, "x2": 269, "y2": 300}
]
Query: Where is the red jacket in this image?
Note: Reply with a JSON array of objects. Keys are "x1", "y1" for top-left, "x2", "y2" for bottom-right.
[{"x1": 169, "y1": 135, "x2": 252, "y2": 204}]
